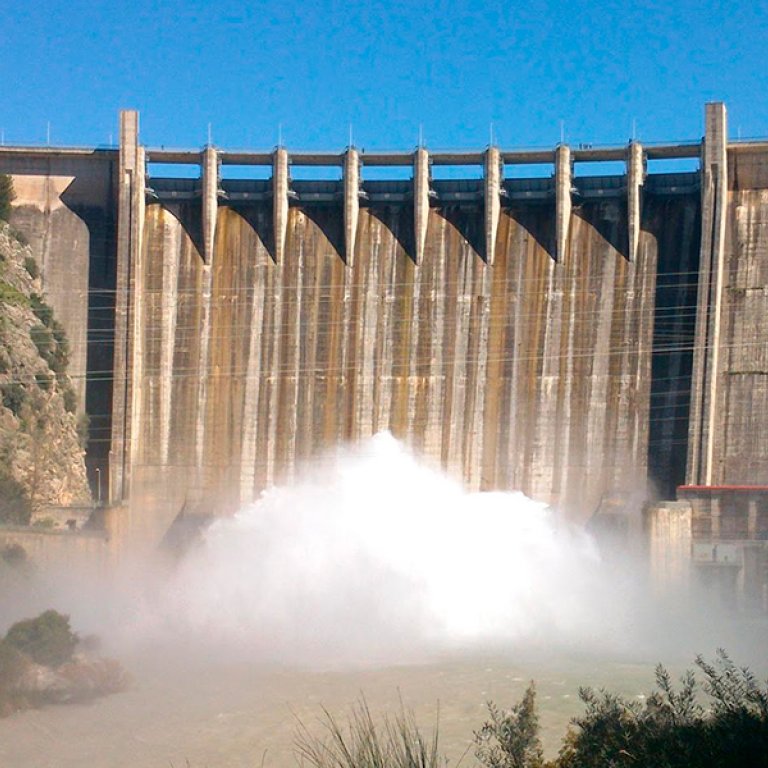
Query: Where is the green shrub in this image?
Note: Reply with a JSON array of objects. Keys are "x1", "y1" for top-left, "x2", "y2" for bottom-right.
[
  {"x1": 35, "y1": 372, "x2": 54, "y2": 391},
  {"x1": 1, "y1": 382, "x2": 26, "y2": 417},
  {"x1": 8, "y1": 226, "x2": 28, "y2": 246},
  {"x1": 29, "y1": 315, "x2": 69, "y2": 379},
  {"x1": 30, "y1": 294, "x2": 53, "y2": 328},
  {"x1": 51, "y1": 319, "x2": 67, "y2": 349},
  {"x1": 474, "y1": 651, "x2": 768, "y2": 768},
  {"x1": 30, "y1": 323, "x2": 53, "y2": 358},
  {"x1": 0, "y1": 280, "x2": 27, "y2": 306},
  {"x1": 0, "y1": 175, "x2": 14, "y2": 222},
  {"x1": 554, "y1": 652, "x2": 768, "y2": 768},
  {"x1": 4, "y1": 610, "x2": 78, "y2": 668},
  {"x1": 48, "y1": 320, "x2": 69, "y2": 374},
  {"x1": 475, "y1": 685, "x2": 544, "y2": 768},
  {"x1": 23, "y1": 257, "x2": 39, "y2": 280},
  {"x1": 0, "y1": 472, "x2": 31, "y2": 525},
  {"x1": 63, "y1": 386, "x2": 77, "y2": 414}
]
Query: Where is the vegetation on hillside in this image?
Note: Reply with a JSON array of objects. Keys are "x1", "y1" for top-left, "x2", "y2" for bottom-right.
[
  {"x1": 0, "y1": 472, "x2": 32, "y2": 525},
  {"x1": 0, "y1": 174, "x2": 14, "y2": 222},
  {"x1": 0, "y1": 174, "x2": 90, "y2": 521}
]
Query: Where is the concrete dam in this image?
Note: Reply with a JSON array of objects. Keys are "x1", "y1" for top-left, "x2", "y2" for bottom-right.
[{"x1": 1, "y1": 103, "x2": 766, "y2": 564}]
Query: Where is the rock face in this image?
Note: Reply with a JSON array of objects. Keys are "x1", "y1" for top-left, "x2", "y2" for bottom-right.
[
  {"x1": 0, "y1": 651, "x2": 128, "y2": 717},
  {"x1": 18, "y1": 654, "x2": 128, "y2": 702},
  {"x1": 0, "y1": 223, "x2": 90, "y2": 519}
]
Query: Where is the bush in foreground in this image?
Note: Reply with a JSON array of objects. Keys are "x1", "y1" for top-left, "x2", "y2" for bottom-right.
[
  {"x1": 475, "y1": 684, "x2": 544, "y2": 768},
  {"x1": 473, "y1": 650, "x2": 768, "y2": 768},
  {"x1": 296, "y1": 651, "x2": 768, "y2": 768}
]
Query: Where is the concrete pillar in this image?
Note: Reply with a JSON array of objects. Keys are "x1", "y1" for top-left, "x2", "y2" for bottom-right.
[
  {"x1": 109, "y1": 109, "x2": 144, "y2": 503},
  {"x1": 555, "y1": 145, "x2": 571, "y2": 262},
  {"x1": 195, "y1": 148, "x2": 219, "y2": 483},
  {"x1": 687, "y1": 102, "x2": 728, "y2": 485},
  {"x1": 413, "y1": 148, "x2": 430, "y2": 265},
  {"x1": 201, "y1": 146, "x2": 219, "y2": 265},
  {"x1": 627, "y1": 141, "x2": 644, "y2": 262},
  {"x1": 748, "y1": 499, "x2": 758, "y2": 539},
  {"x1": 484, "y1": 147, "x2": 501, "y2": 265},
  {"x1": 272, "y1": 147, "x2": 289, "y2": 263},
  {"x1": 711, "y1": 496, "x2": 721, "y2": 539},
  {"x1": 645, "y1": 501, "x2": 693, "y2": 595},
  {"x1": 343, "y1": 148, "x2": 360, "y2": 267}
]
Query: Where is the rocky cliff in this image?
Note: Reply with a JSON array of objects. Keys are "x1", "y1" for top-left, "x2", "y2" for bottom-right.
[{"x1": 0, "y1": 223, "x2": 90, "y2": 522}]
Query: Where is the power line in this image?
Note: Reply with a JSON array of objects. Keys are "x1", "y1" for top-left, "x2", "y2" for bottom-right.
[
  {"x1": 0, "y1": 337, "x2": 762, "y2": 389},
  {"x1": 50, "y1": 268, "x2": 706, "y2": 297}
]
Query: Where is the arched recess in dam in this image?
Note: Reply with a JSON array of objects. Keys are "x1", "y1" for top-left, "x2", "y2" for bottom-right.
[{"x1": 126, "y1": 187, "x2": 699, "y2": 542}]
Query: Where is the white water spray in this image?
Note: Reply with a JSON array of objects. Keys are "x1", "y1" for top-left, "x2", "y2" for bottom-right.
[{"x1": 145, "y1": 433, "x2": 644, "y2": 665}]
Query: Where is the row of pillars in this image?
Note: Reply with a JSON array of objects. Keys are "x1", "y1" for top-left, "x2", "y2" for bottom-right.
[
  {"x1": 204, "y1": 141, "x2": 645, "y2": 267},
  {"x1": 109, "y1": 104, "x2": 727, "y2": 503},
  {"x1": 118, "y1": 109, "x2": 651, "y2": 268}
]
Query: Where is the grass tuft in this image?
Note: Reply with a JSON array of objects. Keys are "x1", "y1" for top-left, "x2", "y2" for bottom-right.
[{"x1": 295, "y1": 698, "x2": 443, "y2": 768}]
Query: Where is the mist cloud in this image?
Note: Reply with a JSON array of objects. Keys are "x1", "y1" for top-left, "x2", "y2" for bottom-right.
[{"x1": 138, "y1": 433, "x2": 648, "y2": 665}]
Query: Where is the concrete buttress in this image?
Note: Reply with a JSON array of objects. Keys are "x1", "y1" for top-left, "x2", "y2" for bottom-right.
[
  {"x1": 109, "y1": 109, "x2": 144, "y2": 503},
  {"x1": 272, "y1": 148, "x2": 289, "y2": 263},
  {"x1": 688, "y1": 102, "x2": 728, "y2": 485},
  {"x1": 201, "y1": 147, "x2": 219, "y2": 265},
  {"x1": 484, "y1": 147, "x2": 501, "y2": 265},
  {"x1": 413, "y1": 148, "x2": 430, "y2": 265},
  {"x1": 555, "y1": 144, "x2": 572, "y2": 262},
  {"x1": 627, "y1": 141, "x2": 645, "y2": 262},
  {"x1": 343, "y1": 148, "x2": 360, "y2": 266}
]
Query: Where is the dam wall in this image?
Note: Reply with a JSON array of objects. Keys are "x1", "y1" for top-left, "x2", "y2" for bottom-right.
[
  {"x1": 127, "y1": 190, "x2": 694, "y2": 543},
  {"x1": 1, "y1": 103, "x2": 765, "y2": 549},
  {"x1": 0, "y1": 526, "x2": 112, "y2": 574}
]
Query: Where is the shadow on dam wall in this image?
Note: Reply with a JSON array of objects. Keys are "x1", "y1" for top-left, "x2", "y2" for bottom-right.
[
  {"x1": 126, "y1": 191, "x2": 701, "y2": 541},
  {"x1": 647, "y1": 199, "x2": 701, "y2": 499}
]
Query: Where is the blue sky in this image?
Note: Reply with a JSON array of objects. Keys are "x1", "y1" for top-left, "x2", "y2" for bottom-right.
[{"x1": 1, "y1": 0, "x2": 765, "y2": 151}]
